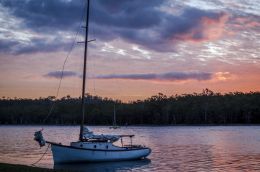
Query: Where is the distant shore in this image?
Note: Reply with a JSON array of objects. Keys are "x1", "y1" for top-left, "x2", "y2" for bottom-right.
[{"x1": 1, "y1": 91, "x2": 260, "y2": 125}]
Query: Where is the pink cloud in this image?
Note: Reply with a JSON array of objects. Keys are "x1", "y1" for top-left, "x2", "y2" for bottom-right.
[
  {"x1": 233, "y1": 16, "x2": 260, "y2": 29},
  {"x1": 173, "y1": 12, "x2": 229, "y2": 42}
]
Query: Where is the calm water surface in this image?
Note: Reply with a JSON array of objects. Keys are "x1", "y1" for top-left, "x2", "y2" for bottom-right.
[{"x1": 0, "y1": 126, "x2": 260, "y2": 171}]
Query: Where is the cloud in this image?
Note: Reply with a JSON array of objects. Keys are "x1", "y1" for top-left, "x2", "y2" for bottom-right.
[
  {"x1": 91, "y1": 5, "x2": 230, "y2": 52},
  {"x1": 95, "y1": 71, "x2": 213, "y2": 81},
  {"x1": 170, "y1": 11, "x2": 229, "y2": 42},
  {"x1": 0, "y1": 36, "x2": 72, "y2": 55},
  {"x1": 44, "y1": 71, "x2": 78, "y2": 79},
  {"x1": 0, "y1": 40, "x2": 18, "y2": 53},
  {"x1": 214, "y1": 72, "x2": 234, "y2": 81},
  {"x1": 0, "y1": 0, "x2": 231, "y2": 54},
  {"x1": 232, "y1": 15, "x2": 260, "y2": 30},
  {"x1": 0, "y1": 2, "x2": 77, "y2": 55},
  {"x1": 0, "y1": 0, "x2": 83, "y2": 31}
]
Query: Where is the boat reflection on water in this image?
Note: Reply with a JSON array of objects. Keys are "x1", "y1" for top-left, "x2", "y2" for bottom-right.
[{"x1": 54, "y1": 158, "x2": 151, "y2": 172}]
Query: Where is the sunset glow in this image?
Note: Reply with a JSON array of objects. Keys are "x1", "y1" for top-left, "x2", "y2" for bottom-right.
[{"x1": 0, "y1": 0, "x2": 259, "y2": 102}]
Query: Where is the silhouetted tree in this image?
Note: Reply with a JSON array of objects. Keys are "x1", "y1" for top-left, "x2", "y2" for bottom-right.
[{"x1": 0, "y1": 90, "x2": 260, "y2": 125}]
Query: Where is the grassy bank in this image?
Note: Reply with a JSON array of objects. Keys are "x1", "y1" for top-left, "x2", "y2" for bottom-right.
[{"x1": 0, "y1": 163, "x2": 71, "y2": 172}]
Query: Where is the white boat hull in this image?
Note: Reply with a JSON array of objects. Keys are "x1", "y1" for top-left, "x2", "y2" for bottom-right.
[{"x1": 50, "y1": 142, "x2": 151, "y2": 164}]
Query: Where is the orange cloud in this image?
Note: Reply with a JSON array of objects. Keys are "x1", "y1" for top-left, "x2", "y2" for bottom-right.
[{"x1": 214, "y1": 72, "x2": 234, "y2": 81}]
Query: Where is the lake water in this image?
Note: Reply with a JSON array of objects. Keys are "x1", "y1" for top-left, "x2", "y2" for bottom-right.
[{"x1": 0, "y1": 126, "x2": 260, "y2": 171}]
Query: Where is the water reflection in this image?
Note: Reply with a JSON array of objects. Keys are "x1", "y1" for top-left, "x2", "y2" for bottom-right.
[
  {"x1": 1, "y1": 126, "x2": 260, "y2": 171},
  {"x1": 54, "y1": 159, "x2": 151, "y2": 172}
]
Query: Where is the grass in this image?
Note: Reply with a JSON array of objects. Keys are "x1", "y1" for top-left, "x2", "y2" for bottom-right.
[{"x1": 0, "y1": 163, "x2": 72, "y2": 172}]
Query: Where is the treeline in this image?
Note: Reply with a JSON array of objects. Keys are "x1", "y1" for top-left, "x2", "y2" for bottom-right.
[{"x1": 0, "y1": 89, "x2": 260, "y2": 125}]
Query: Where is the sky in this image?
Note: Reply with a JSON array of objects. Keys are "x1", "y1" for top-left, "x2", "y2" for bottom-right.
[{"x1": 0, "y1": 0, "x2": 259, "y2": 102}]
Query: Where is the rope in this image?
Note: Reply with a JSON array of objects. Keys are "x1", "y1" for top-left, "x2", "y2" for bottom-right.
[{"x1": 31, "y1": 143, "x2": 50, "y2": 166}]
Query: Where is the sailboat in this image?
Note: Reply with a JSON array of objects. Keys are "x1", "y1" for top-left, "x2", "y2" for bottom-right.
[
  {"x1": 109, "y1": 104, "x2": 120, "y2": 129},
  {"x1": 34, "y1": 0, "x2": 151, "y2": 164}
]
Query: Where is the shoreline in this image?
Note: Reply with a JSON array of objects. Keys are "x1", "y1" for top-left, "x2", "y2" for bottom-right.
[
  {"x1": 0, "y1": 163, "x2": 69, "y2": 172},
  {"x1": 0, "y1": 124, "x2": 260, "y2": 126}
]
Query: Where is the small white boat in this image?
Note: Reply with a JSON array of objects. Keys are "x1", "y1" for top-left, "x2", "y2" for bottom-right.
[
  {"x1": 42, "y1": 127, "x2": 151, "y2": 164},
  {"x1": 34, "y1": 0, "x2": 151, "y2": 164},
  {"x1": 35, "y1": 127, "x2": 151, "y2": 164},
  {"x1": 49, "y1": 138, "x2": 151, "y2": 163}
]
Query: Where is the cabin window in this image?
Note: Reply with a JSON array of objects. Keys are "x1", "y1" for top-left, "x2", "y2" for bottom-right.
[
  {"x1": 94, "y1": 145, "x2": 96, "y2": 148},
  {"x1": 80, "y1": 144, "x2": 83, "y2": 147},
  {"x1": 106, "y1": 145, "x2": 108, "y2": 149}
]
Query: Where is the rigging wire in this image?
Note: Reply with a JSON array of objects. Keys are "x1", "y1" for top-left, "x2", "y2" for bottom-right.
[
  {"x1": 42, "y1": 3, "x2": 86, "y2": 124},
  {"x1": 31, "y1": 2, "x2": 86, "y2": 167}
]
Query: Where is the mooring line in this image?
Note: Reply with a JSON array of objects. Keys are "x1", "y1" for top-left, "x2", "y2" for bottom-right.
[{"x1": 31, "y1": 143, "x2": 50, "y2": 166}]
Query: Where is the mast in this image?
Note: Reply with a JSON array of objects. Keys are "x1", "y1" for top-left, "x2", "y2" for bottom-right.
[
  {"x1": 113, "y1": 104, "x2": 116, "y2": 126},
  {"x1": 79, "y1": 0, "x2": 90, "y2": 141}
]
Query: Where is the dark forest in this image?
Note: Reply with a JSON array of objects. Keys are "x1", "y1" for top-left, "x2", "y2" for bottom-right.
[{"x1": 1, "y1": 89, "x2": 260, "y2": 125}]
